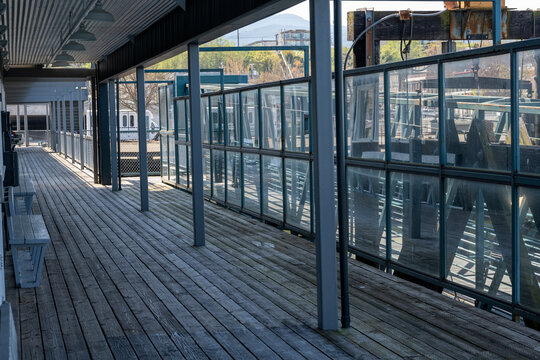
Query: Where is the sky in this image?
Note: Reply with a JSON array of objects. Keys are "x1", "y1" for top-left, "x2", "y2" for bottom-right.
[{"x1": 281, "y1": 1, "x2": 540, "y2": 24}]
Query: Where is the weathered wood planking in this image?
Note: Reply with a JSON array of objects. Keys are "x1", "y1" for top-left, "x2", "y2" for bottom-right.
[{"x1": 4, "y1": 147, "x2": 540, "y2": 360}]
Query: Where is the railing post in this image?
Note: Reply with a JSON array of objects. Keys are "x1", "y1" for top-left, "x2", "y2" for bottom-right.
[
  {"x1": 24, "y1": 104, "x2": 28, "y2": 147},
  {"x1": 70, "y1": 91, "x2": 75, "y2": 163},
  {"x1": 188, "y1": 42, "x2": 206, "y2": 246},
  {"x1": 79, "y1": 86, "x2": 84, "y2": 170},
  {"x1": 309, "y1": 0, "x2": 338, "y2": 331},
  {"x1": 46, "y1": 102, "x2": 50, "y2": 146},
  {"x1": 136, "y1": 66, "x2": 149, "y2": 211},
  {"x1": 510, "y1": 50, "x2": 520, "y2": 309},
  {"x1": 16, "y1": 104, "x2": 20, "y2": 132},
  {"x1": 109, "y1": 79, "x2": 119, "y2": 191},
  {"x1": 63, "y1": 96, "x2": 67, "y2": 158},
  {"x1": 51, "y1": 101, "x2": 56, "y2": 151}
]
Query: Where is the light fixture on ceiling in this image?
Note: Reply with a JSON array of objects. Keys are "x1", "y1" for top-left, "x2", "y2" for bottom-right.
[
  {"x1": 0, "y1": 25, "x2": 6, "y2": 36},
  {"x1": 0, "y1": 50, "x2": 7, "y2": 58},
  {"x1": 0, "y1": 3, "x2": 6, "y2": 16},
  {"x1": 62, "y1": 41, "x2": 86, "y2": 51},
  {"x1": 85, "y1": 1, "x2": 114, "y2": 22},
  {"x1": 55, "y1": 51, "x2": 75, "y2": 62},
  {"x1": 70, "y1": 23, "x2": 96, "y2": 41},
  {"x1": 0, "y1": 39, "x2": 6, "y2": 48}
]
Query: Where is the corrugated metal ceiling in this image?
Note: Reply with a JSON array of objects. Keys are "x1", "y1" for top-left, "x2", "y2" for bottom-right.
[{"x1": 5, "y1": 0, "x2": 179, "y2": 66}]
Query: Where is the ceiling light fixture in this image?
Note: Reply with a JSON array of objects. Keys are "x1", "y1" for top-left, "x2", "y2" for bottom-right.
[
  {"x1": 0, "y1": 39, "x2": 7, "y2": 48},
  {"x1": 0, "y1": 25, "x2": 7, "y2": 36},
  {"x1": 62, "y1": 41, "x2": 86, "y2": 51},
  {"x1": 55, "y1": 51, "x2": 75, "y2": 62},
  {"x1": 0, "y1": 3, "x2": 6, "y2": 16},
  {"x1": 85, "y1": 1, "x2": 114, "y2": 22},
  {"x1": 70, "y1": 23, "x2": 96, "y2": 41},
  {"x1": 0, "y1": 50, "x2": 7, "y2": 58}
]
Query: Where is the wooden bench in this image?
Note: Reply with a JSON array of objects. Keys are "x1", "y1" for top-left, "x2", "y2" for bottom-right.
[
  {"x1": 6, "y1": 187, "x2": 49, "y2": 288},
  {"x1": 12, "y1": 175, "x2": 36, "y2": 215}
]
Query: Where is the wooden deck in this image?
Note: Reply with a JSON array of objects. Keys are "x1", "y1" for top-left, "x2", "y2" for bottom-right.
[{"x1": 4, "y1": 147, "x2": 540, "y2": 359}]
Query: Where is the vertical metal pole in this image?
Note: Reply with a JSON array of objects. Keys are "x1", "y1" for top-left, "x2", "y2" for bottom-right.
[
  {"x1": 384, "y1": 71, "x2": 392, "y2": 272},
  {"x1": 510, "y1": 50, "x2": 520, "y2": 308},
  {"x1": 438, "y1": 61, "x2": 447, "y2": 280},
  {"x1": 51, "y1": 101, "x2": 56, "y2": 151},
  {"x1": 136, "y1": 66, "x2": 149, "y2": 211},
  {"x1": 63, "y1": 96, "x2": 67, "y2": 158},
  {"x1": 109, "y1": 79, "x2": 119, "y2": 191},
  {"x1": 492, "y1": 0, "x2": 502, "y2": 45},
  {"x1": 70, "y1": 92, "x2": 75, "y2": 162},
  {"x1": 91, "y1": 76, "x2": 99, "y2": 184},
  {"x1": 334, "y1": 0, "x2": 349, "y2": 329},
  {"x1": 116, "y1": 80, "x2": 122, "y2": 190},
  {"x1": 79, "y1": 86, "x2": 84, "y2": 170},
  {"x1": 16, "y1": 104, "x2": 20, "y2": 132},
  {"x1": 24, "y1": 104, "x2": 28, "y2": 147},
  {"x1": 310, "y1": 0, "x2": 338, "y2": 330},
  {"x1": 56, "y1": 99, "x2": 60, "y2": 152},
  {"x1": 188, "y1": 42, "x2": 206, "y2": 246}
]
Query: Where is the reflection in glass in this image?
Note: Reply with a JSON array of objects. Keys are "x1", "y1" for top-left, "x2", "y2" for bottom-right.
[
  {"x1": 284, "y1": 83, "x2": 310, "y2": 152},
  {"x1": 261, "y1": 87, "x2": 282, "y2": 150},
  {"x1": 445, "y1": 55, "x2": 511, "y2": 171},
  {"x1": 212, "y1": 150, "x2": 225, "y2": 201},
  {"x1": 201, "y1": 97, "x2": 210, "y2": 143},
  {"x1": 348, "y1": 167, "x2": 386, "y2": 256},
  {"x1": 226, "y1": 93, "x2": 241, "y2": 146},
  {"x1": 390, "y1": 65, "x2": 439, "y2": 164},
  {"x1": 242, "y1": 90, "x2": 259, "y2": 148},
  {"x1": 227, "y1": 151, "x2": 242, "y2": 207},
  {"x1": 391, "y1": 173, "x2": 439, "y2": 276},
  {"x1": 285, "y1": 159, "x2": 310, "y2": 230},
  {"x1": 211, "y1": 95, "x2": 225, "y2": 145},
  {"x1": 178, "y1": 145, "x2": 188, "y2": 187},
  {"x1": 168, "y1": 136, "x2": 176, "y2": 181},
  {"x1": 177, "y1": 99, "x2": 187, "y2": 142},
  {"x1": 243, "y1": 153, "x2": 260, "y2": 214},
  {"x1": 518, "y1": 187, "x2": 540, "y2": 313},
  {"x1": 346, "y1": 72, "x2": 385, "y2": 160},
  {"x1": 518, "y1": 50, "x2": 540, "y2": 174},
  {"x1": 262, "y1": 155, "x2": 283, "y2": 220},
  {"x1": 445, "y1": 179, "x2": 512, "y2": 301},
  {"x1": 203, "y1": 149, "x2": 211, "y2": 196}
]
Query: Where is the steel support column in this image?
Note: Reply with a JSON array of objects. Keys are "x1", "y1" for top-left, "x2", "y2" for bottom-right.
[
  {"x1": 188, "y1": 42, "x2": 206, "y2": 247},
  {"x1": 91, "y1": 77, "x2": 99, "y2": 184},
  {"x1": 70, "y1": 92, "x2": 75, "y2": 163},
  {"x1": 309, "y1": 0, "x2": 338, "y2": 330},
  {"x1": 46, "y1": 102, "x2": 50, "y2": 143},
  {"x1": 108, "y1": 79, "x2": 119, "y2": 191},
  {"x1": 136, "y1": 66, "x2": 149, "y2": 211},
  {"x1": 24, "y1": 105, "x2": 28, "y2": 147},
  {"x1": 16, "y1": 105, "x2": 20, "y2": 132},
  {"x1": 51, "y1": 101, "x2": 56, "y2": 151},
  {"x1": 56, "y1": 99, "x2": 60, "y2": 152},
  {"x1": 116, "y1": 80, "x2": 121, "y2": 190},
  {"x1": 98, "y1": 82, "x2": 112, "y2": 185},
  {"x1": 79, "y1": 86, "x2": 84, "y2": 170},
  {"x1": 334, "y1": 0, "x2": 350, "y2": 329}
]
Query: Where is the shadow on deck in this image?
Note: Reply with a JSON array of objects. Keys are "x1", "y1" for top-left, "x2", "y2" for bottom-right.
[{"x1": 5, "y1": 147, "x2": 540, "y2": 359}]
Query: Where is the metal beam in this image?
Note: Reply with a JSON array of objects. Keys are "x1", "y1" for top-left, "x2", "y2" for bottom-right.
[
  {"x1": 136, "y1": 66, "x2": 149, "y2": 211},
  {"x1": 175, "y1": 0, "x2": 186, "y2": 11},
  {"x1": 310, "y1": 0, "x2": 338, "y2": 331},
  {"x1": 188, "y1": 42, "x2": 206, "y2": 247},
  {"x1": 108, "y1": 79, "x2": 119, "y2": 191}
]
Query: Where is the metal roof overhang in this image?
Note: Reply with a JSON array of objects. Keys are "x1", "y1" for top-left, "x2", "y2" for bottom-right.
[{"x1": 97, "y1": 0, "x2": 302, "y2": 81}]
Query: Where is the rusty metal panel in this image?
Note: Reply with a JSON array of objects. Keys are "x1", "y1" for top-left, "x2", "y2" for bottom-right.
[{"x1": 450, "y1": 10, "x2": 508, "y2": 40}]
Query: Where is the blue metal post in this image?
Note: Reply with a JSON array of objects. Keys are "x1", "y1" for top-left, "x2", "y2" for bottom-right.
[
  {"x1": 108, "y1": 79, "x2": 119, "y2": 191},
  {"x1": 310, "y1": 0, "x2": 339, "y2": 330},
  {"x1": 510, "y1": 50, "x2": 520, "y2": 309},
  {"x1": 136, "y1": 66, "x2": 149, "y2": 211},
  {"x1": 62, "y1": 96, "x2": 67, "y2": 158},
  {"x1": 98, "y1": 82, "x2": 112, "y2": 185},
  {"x1": 492, "y1": 0, "x2": 502, "y2": 45},
  {"x1": 70, "y1": 92, "x2": 75, "y2": 162},
  {"x1": 79, "y1": 86, "x2": 84, "y2": 170},
  {"x1": 384, "y1": 71, "x2": 392, "y2": 272},
  {"x1": 188, "y1": 42, "x2": 206, "y2": 246},
  {"x1": 51, "y1": 101, "x2": 56, "y2": 151},
  {"x1": 438, "y1": 61, "x2": 447, "y2": 280},
  {"x1": 24, "y1": 105, "x2": 28, "y2": 147}
]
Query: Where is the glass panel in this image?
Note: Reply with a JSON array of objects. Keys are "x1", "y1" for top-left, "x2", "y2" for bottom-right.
[
  {"x1": 226, "y1": 93, "x2": 241, "y2": 146},
  {"x1": 390, "y1": 65, "x2": 439, "y2": 165},
  {"x1": 168, "y1": 85, "x2": 174, "y2": 131},
  {"x1": 518, "y1": 187, "x2": 540, "y2": 312},
  {"x1": 203, "y1": 149, "x2": 211, "y2": 196},
  {"x1": 242, "y1": 90, "x2": 259, "y2": 148},
  {"x1": 201, "y1": 97, "x2": 210, "y2": 143},
  {"x1": 518, "y1": 50, "x2": 540, "y2": 174},
  {"x1": 161, "y1": 138, "x2": 168, "y2": 181},
  {"x1": 261, "y1": 87, "x2": 282, "y2": 150},
  {"x1": 178, "y1": 145, "x2": 188, "y2": 187},
  {"x1": 348, "y1": 167, "x2": 386, "y2": 257},
  {"x1": 445, "y1": 179, "x2": 512, "y2": 301},
  {"x1": 168, "y1": 136, "x2": 176, "y2": 181},
  {"x1": 285, "y1": 159, "x2": 310, "y2": 231},
  {"x1": 212, "y1": 150, "x2": 225, "y2": 201},
  {"x1": 177, "y1": 100, "x2": 187, "y2": 142},
  {"x1": 262, "y1": 155, "x2": 283, "y2": 220},
  {"x1": 346, "y1": 72, "x2": 385, "y2": 160},
  {"x1": 284, "y1": 83, "x2": 310, "y2": 152},
  {"x1": 122, "y1": 115, "x2": 127, "y2": 128},
  {"x1": 243, "y1": 153, "x2": 260, "y2": 214},
  {"x1": 211, "y1": 95, "x2": 225, "y2": 144},
  {"x1": 227, "y1": 151, "x2": 242, "y2": 207},
  {"x1": 445, "y1": 55, "x2": 511, "y2": 171},
  {"x1": 391, "y1": 172, "x2": 440, "y2": 276},
  {"x1": 159, "y1": 86, "x2": 167, "y2": 130}
]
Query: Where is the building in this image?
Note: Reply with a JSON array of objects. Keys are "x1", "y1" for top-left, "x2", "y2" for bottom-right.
[{"x1": 276, "y1": 29, "x2": 310, "y2": 46}]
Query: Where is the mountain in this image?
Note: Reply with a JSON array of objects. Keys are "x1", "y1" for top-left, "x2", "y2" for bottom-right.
[{"x1": 222, "y1": 14, "x2": 350, "y2": 46}]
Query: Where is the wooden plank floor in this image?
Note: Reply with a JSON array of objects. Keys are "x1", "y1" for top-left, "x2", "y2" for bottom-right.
[{"x1": 5, "y1": 147, "x2": 540, "y2": 359}]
